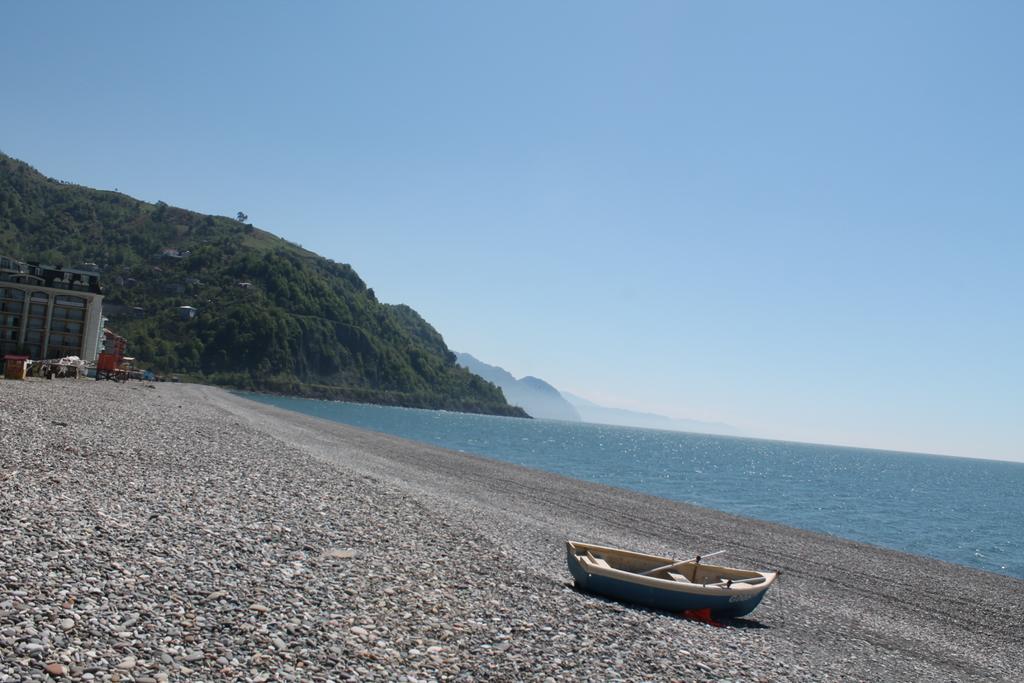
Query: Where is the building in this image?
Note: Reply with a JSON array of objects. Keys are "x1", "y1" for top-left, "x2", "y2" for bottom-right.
[
  {"x1": 178, "y1": 305, "x2": 198, "y2": 320},
  {"x1": 0, "y1": 255, "x2": 105, "y2": 361}
]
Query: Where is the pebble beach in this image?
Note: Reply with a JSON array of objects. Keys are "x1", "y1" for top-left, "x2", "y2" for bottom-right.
[{"x1": 2, "y1": 380, "x2": 1022, "y2": 682}]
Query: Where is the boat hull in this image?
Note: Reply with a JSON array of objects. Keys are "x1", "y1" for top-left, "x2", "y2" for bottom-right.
[{"x1": 566, "y1": 545, "x2": 771, "y2": 618}]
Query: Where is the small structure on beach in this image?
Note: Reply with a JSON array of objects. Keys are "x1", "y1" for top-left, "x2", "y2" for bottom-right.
[
  {"x1": 3, "y1": 354, "x2": 29, "y2": 380},
  {"x1": 96, "y1": 329, "x2": 130, "y2": 381}
]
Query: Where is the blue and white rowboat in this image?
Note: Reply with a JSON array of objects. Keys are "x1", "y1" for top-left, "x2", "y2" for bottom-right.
[{"x1": 566, "y1": 541, "x2": 777, "y2": 618}]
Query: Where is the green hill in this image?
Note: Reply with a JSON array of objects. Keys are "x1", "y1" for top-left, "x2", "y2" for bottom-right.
[{"x1": 0, "y1": 152, "x2": 526, "y2": 416}]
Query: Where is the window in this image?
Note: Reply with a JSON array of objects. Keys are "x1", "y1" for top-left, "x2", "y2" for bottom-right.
[
  {"x1": 0, "y1": 287, "x2": 26, "y2": 301},
  {"x1": 55, "y1": 295, "x2": 86, "y2": 307}
]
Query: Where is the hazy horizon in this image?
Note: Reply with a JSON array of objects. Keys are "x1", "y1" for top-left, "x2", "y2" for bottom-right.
[
  {"x1": 459, "y1": 351, "x2": 1024, "y2": 465},
  {"x1": 2, "y1": 2, "x2": 1020, "y2": 461}
]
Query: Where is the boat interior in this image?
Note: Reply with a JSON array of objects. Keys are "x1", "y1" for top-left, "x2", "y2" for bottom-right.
[{"x1": 571, "y1": 541, "x2": 769, "y2": 588}]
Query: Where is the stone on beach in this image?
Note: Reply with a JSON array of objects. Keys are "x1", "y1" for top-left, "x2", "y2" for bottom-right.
[{"x1": 43, "y1": 662, "x2": 66, "y2": 677}]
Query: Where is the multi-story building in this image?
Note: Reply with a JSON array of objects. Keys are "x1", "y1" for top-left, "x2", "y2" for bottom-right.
[{"x1": 0, "y1": 255, "x2": 105, "y2": 361}]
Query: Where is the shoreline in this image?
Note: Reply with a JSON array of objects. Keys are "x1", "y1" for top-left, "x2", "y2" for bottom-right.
[
  {"x1": 2, "y1": 380, "x2": 1021, "y2": 681},
  {"x1": 241, "y1": 389, "x2": 1024, "y2": 581}
]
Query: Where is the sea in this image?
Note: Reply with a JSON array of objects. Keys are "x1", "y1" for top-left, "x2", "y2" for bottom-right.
[{"x1": 241, "y1": 393, "x2": 1024, "y2": 580}]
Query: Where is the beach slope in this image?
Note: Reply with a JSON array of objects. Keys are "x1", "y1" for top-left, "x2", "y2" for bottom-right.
[{"x1": 2, "y1": 381, "x2": 1021, "y2": 681}]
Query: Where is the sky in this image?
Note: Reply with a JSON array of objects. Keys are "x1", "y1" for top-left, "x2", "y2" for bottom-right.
[{"x1": 1, "y1": 2, "x2": 1021, "y2": 461}]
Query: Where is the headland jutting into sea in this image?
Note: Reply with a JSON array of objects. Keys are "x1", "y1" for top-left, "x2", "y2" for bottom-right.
[{"x1": 2, "y1": 380, "x2": 1021, "y2": 681}]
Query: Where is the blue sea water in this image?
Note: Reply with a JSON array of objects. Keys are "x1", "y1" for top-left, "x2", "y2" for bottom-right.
[{"x1": 241, "y1": 393, "x2": 1024, "y2": 579}]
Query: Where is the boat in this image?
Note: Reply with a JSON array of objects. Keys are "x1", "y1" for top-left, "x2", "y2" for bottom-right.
[{"x1": 566, "y1": 541, "x2": 778, "y2": 618}]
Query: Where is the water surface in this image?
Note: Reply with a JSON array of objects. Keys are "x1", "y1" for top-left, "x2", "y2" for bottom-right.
[{"x1": 241, "y1": 393, "x2": 1024, "y2": 579}]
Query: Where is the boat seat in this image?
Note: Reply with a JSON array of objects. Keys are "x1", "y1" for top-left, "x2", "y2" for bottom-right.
[
  {"x1": 666, "y1": 572, "x2": 691, "y2": 583},
  {"x1": 585, "y1": 552, "x2": 611, "y2": 570}
]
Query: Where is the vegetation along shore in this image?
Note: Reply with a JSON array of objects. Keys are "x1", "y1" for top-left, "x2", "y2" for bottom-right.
[{"x1": 2, "y1": 380, "x2": 1021, "y2": 681}]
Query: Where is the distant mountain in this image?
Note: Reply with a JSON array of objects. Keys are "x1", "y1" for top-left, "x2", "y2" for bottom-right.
[
  {"x1": 455, "y1": 351, "x2": 740, "y2": 435},
  {"x1": 455, "y1": 353, "x2": 581, "y2": 421},
  {"x1": 561, "y1": 391, "x2": 740, "y2": 436},
  {"x1": 0, "y1": 151, "x2": 526, "y2": 416}
]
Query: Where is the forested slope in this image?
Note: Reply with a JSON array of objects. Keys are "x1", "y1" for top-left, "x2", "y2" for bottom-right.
[{"x1": 0, "y1": 152, "x2": 525, "y2": 416}]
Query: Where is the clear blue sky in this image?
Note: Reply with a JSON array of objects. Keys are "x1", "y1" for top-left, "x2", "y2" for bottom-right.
[{"x1": 2, "y1": 2, "x2": 1021, "y2": 461}]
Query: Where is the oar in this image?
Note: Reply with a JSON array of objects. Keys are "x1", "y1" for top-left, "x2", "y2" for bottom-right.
[
  {"x1": 724, "y1": 576, "x2": 767, "y2": 586},
  {"x1": 639, "y1": 550, "x2": 726, "y2": 577}
]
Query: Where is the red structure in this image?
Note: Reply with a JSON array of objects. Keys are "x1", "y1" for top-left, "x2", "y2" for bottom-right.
[
  {"x1": 4, "y1": 354, "x2": 29, "y2": 380},
  {"x1": 96, "y1": 329, "x2": 128, "y2": 381}
]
